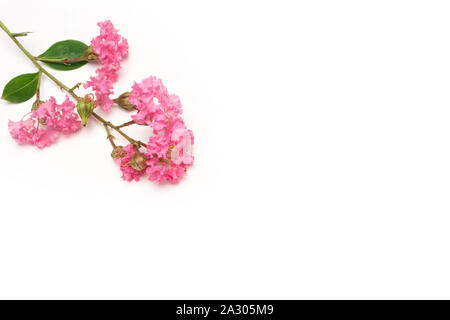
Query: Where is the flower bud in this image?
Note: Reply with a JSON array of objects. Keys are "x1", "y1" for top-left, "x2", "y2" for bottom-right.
[
  {"x1": 77, "y1": 95, "x2": 95, "y2": 126},
  {"x1": 129, "y1": 149, "x2": 147, "y2": 171},
  {"x1": 84, "y1": 46, "x2": 98, "y2": 61},
  {"x1": 111, "y1": 146, "x2": 127, "y2": 159},
  {"x1": 31, "y1": 100, "x2": 44, "y2": 111},
  {"x1": 114, "y1": 92, "x2": 136, "y2": 111}
]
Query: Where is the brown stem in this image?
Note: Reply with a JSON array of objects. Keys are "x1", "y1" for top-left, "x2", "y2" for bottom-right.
[
  {"x1": 64, "y1": 57, "x2": 87, "y2": 63},
  {"x1": 103, "y1": 123, "x2": 116, "y2": 148},
  {"x1": 108, "y1": 136, "x2": 116, "y2": 148},
  {"x1": 116, "y1": 120, "x2": 136, "y2": 128}
]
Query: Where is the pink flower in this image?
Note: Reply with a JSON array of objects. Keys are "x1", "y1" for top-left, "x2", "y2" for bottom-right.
[
  {"x1": 146, "y1": 157, "x2": 187, "y2": 184},
  {"x1": 8, "y1": 119, "x2": 59, "y2": 148},
  {"x1": 127, "y1": 75, "x2": 194, "y2": 183},
  {"x1": 170, "y1": 126, "x2": 194, "y2": 166},
  {"x1": 36, "y1": 96, "x2": 81, "y2": 135},
  {"x1": 91, "y1": 20, "x2": 128, "y2": 70},
  {"x1": 144, "y1": 130, "x2": 193, "y2": 184},
  {"x1": 84, "y1": 69, "x2": 114, "y2": 111},
  {"x1": 128, "y1": 76, "x2": 182, "y2": 134},
  {"x1": 84, "y1": 20, "x2": 128, "y2": 111},
  {"x1": 145, "y1": 135, "x2": 171, "y2": 158},
  {"x1": 114, "y1": 144, "x2": 146, "y2": 182},
  {"x1": 8, "y1": 96, "x2": 81, "y2": 148}
]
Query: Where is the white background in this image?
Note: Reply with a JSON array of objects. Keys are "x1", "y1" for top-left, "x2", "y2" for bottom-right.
[{"x1": 0, "y1": 0, "x2": 450, "y2": 299}]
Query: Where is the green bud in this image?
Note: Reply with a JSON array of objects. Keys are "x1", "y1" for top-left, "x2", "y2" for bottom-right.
[
  {"x1": 114, "y1": 92, "x2": 136, "y2": 111},
  {"x1": 31, "y1": 100, "x2": 44, "y2": 111},
  {"x1": 77, "y1": 95, "x2": 95, "y2": 126},
  {"x1": 129, "y1": 149, "x2": 147, "y2": 171}
]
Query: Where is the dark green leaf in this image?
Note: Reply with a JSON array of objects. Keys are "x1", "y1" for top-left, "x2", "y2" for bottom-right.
[
  {"x1": 38, "y1": 40, "x2": 88, "y2": 71},
  {"x1": 2, "y1": 72, "x2": 39, "y2": 103}
]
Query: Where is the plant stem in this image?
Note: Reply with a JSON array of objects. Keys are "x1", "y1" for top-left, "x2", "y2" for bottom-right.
[
  {"x1": 65, "y1": 57, "x2": 87, "y2": 63},
  {"x1": 0, "y1": 21, "x2": 77, "y2": 99},
  {"x1": 11, "y1": 32, "x2": 31, "y2": 37},
  {"x1": 92, "y1": 112, "x2": 147, "y2": 147},
  {"x1": 103, "y1": 123, "x2": 116, "y2": 148},
  {"x1": 35, "y1": 56, "x2": 87, "y2": 64},
  {"x1": 35, "y1": 57, "x2": 69, "y2": 65},
  {"x1": 69, "y1": 82, "x2": 82, "y2": 94},
  {"x1": 117, "y1": 120, "x2": 136, "y2": 128},
  {"x1": 94, "y1": 113, "x2": 146, "y2": 147},
  {"x1": 0, "y1": 20, "x2": 147, "y2": 149},
  {"x1": 108, "y1": 135, "x2": 116, "y2": 148},
  {"x1": 36, "y1": 70, "x2": 42, "y2": 102}
]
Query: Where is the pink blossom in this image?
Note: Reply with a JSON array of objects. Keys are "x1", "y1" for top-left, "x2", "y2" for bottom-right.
[
  {"x1": 114, "y1": 144, "x2": 146, "y2": 182},
  {"x1": 145, "y1": 157, "x2": 187, "y2": 184},
  {"x1": 84, "y1": 20, "x2": 128, "y2": 111},
  {"x1": 127, "y1": 76, "x2": 194, "y2": 183},
  {"x1": 84, "y1": 69, "x2": 114, "y2": 111},
  {"x1": 128, "y1": 76, "x2": 183, "y2": 134},
  {"x1": 145, "y1": 135, "x2": 171, "y2": 158},
  {"x1": 144, "y1": 132, "x2": 193, "y2": 184},
  {"x1": 8, "y1": 119, "x2": 59, "y2": 148},
  {"x1": 91, "y1": 20, "x2": 128, "y2": 70},
  {"x1": 8, "y1": 96, "x2": 81, "y2": 148},
  {"x1": 170, "y1": 126, "x2": 194, "y2": 166},
  {"x1": 35, "y1": 96, "x2": 81, "y2": 135}
]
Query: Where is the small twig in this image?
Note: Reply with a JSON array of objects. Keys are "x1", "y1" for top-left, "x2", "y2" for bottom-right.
[
  {"x1": 92, "y1": 113, "x2": 147, "y2": 148},
  {"x1": 69, "y1": 82, "x2": 82, "y2": 93},
  {"x1": 103, "y1": 124, "x2": 116, "y2": 148},
  {"x1": 108, "y1": 136, "x2": 116, "y2": 148},
  {"x1": 12, "y1": 32, "x2": 32, "y2": 37},
  {"x1": 116, "y1": 120, "x2": 136, "y2": 128}
]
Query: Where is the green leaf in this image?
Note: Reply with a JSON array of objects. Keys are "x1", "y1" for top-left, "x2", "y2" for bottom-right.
[
  {"x1": 38, "y1": 40, "x2": 88, "y2": 71},
  {"x1": 2, "y1": 72, "x2": 39, "y2": 103}
]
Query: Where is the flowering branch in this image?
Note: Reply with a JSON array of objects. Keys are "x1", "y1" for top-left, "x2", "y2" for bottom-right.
[
  {"x1": 0, "y1": 19, "x2": 194, "y2": 184},
  {"x1": 0, "y1": 20, "x2": 147, "y2": 148}
]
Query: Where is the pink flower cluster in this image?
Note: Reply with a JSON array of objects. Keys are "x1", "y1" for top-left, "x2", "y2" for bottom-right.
[
  {"x1": 82, "y1": 22, "x2": 194, "y2": 183},
  {"x1": 9, "y1": 96, "x2": 81, "y2": 148},
  {"x1": 115, "y1": 76, "x2": 194, "y2": 183},
  {"x1": 84, "y1": 20, "x2": 128, "y2": 111}
]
